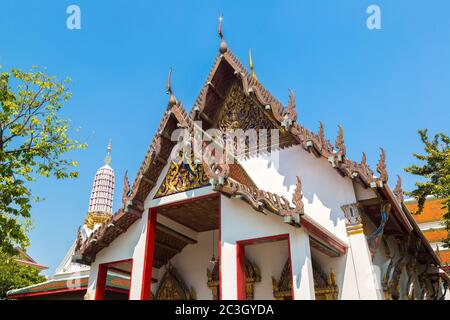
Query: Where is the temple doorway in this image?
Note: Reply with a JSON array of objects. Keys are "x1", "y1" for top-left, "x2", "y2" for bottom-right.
[
  {"x1": 141, "y1": 193, "x2": 221, "y2": 300},
  {"x1": 94, "y1": 259, "x2": 132, "y2": 300}
]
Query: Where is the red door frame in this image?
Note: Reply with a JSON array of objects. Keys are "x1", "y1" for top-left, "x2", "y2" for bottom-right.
[
  {"x1": 95, "y1": 258, "x2": 134, "y2": 300},
  {"x1": 235, "y1": 233, "x2": 294, "y2": 300},
  {"x1": 141, "y1": 208, "x2": 157, "y2": 300},
  {"x1": 218, "y1": 195, "x2": 222, "y2": 300},
  {"x1": 141, "y1": 193, "x2": 222, "y2": 300}
]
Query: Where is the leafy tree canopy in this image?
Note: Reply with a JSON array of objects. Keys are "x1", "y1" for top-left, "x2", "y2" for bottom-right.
[
  {"x1": 0, "y1": 66, "x2": 86, "y2": 255},
  {"x1": 405, "y1": 129, "x2": 450, "y2": 248},
  {"x1": 0, "y1": 251, "x2": 47, "y2": 299}
]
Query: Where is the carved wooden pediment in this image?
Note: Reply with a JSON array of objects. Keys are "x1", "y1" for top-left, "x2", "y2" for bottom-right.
[
  {"x1": 155, "y1": 264, "x2": 196, "y2": 300},
  {"x1": 154, "y1": 156, "x2": 210, "y2": 198},
  {"x1": 217, "y1": 81, "x2": 279, "y2": 134},
  {"x1": 207, "y1": 258, "x2": 261, "y2": 300}
]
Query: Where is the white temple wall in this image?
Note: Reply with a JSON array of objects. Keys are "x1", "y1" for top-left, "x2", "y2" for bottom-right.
[
  {"x1": 240, "y1": 145, "x2": 356, "y2": 241},
  {"x1": 86, "y1": 209, "x2": 148, "y2": 300},
  {"x1": 220, "y1": 195, "x2": 315, "y2": 300}
]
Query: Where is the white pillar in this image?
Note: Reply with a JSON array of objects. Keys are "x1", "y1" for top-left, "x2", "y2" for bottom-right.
[
  {"x1": 85, "y1": 263, "x2": 98, "y2": 300},
  {"x1": 220, "y1": 241, "x2": 238, "y2": 300},
  {"x1": 290, "y1": 228, "x2": 315, "y2": 300},
  {"x1": 342, "y1": 203, "x2": 380, "y2": 300}
]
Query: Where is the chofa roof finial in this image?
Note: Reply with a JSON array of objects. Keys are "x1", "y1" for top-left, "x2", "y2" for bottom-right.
[
  {"x1": 248, "y1": 48, "x2": 257, "y2": 80},
  {"x1": 394, "y1": 175, "x2": 404, "y2": 203},
  {"x1": 361, "y1": 152, "x2": 367, "y2": 168},
  {"x1": 335, "y1": 125, "x2": 346, "y2": 156},
  {"x1": 376, "y1": 147, "x2": 388, "y2": 182},
  {"x1": 292, "y1": 176, "x2": 305, "y2": 215},
  {"x1": 166, "y1": 67, "x2": 177, "y2": 107},
  {"x1": 122, "y1": 170, "x2": 130, "y2": 206},
  {"x1": 286, "y1": 89, "x2": 297, "y2": 123},
  {"x1": 218, "y1": 14, "x2": 228, "y2": 54}
]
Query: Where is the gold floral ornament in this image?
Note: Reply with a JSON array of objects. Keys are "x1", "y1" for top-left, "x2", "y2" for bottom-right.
[
  {"x1": 84, "y1": 212, "x2": 112, "y2": 230},
  {"x1": 155, "y1": 154, "x2": 210, "y2": 198}
]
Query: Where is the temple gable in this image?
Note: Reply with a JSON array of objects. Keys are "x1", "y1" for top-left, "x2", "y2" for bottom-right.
[
  {"x1": 217, "y1": 81, "x2": 279, "y2": 133},
  {"x1": 154, "y1": 158, "x2": 210, "y2": 198}
]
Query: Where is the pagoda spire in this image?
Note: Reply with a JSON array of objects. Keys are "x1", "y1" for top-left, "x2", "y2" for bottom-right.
[
  {"x1": 84, "y1": 140, "x2": 115, "y2": 230},
  {"x1": 105, "y1": 139, "x2": 112, "y2": 165}
]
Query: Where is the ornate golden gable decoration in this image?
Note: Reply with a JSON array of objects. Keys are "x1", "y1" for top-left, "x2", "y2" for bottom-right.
[
  {"x1": 217, "y1": 81, "x2": 281, "y2": 134},
  {"x1": 155, "y1": 157, "x2": 210, "y2": 198},
  {"x1": 155, "y1": 264, "x2": 196, "y2": 300},
  {"x1": 207, "y1": 259, "x2": 261, "y2": 300},
  {"x1": 272, "y1": 259, "x2": 339, "y2": 300}
]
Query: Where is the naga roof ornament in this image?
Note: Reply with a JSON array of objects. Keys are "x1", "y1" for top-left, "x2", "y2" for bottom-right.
[
  {"x1": 166, "y1": 67, "x2": 177, "y2": 108},
  {"x1": 218, "y1": 14, "x2": 228, "y2": 54},
  {"x1": 282, "y1": 89, "x2": 297, "y2": 130},
  {"x1": 376, "y1": 147, "x2": 388, "y2": 182},
  {"x1": 122, "y1": 170, "x2": 131, "y2": 207},
  {"x1": 393, "y1": 175, "x2": 404, "y2": 203},
  {"x1": 361, "y1": 152, "x2": 367, "y2": 171},
  {"x1": 287, "y1": 89, "x2": 297, "y2": 121},
  {"x1": 335, "y1": 125, "x2": 346, "y2": 157},
  {"x1": 292, "y1": 176, "x2": 305, "y2": 215}
]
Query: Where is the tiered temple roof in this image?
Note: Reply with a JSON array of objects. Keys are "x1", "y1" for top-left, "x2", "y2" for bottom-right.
[{"x1": 74, "y1": 17, "x2": 440, "y2": 267}]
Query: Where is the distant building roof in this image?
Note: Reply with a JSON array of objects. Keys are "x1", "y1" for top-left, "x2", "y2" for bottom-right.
[{"x1": 14, "y1": 248, "x2": 48, "y2": 271}]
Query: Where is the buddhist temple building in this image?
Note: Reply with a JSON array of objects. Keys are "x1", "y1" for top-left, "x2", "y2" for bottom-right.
[{"x1": 8, "y1": 18, "x2": 449, "y2": 300}]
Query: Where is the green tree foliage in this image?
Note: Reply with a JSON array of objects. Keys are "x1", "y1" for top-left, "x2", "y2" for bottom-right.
[
  {"x1": 0, "y1": 251, "x2": 47, "y2": 298},
  {"x1": 405, "y1": 129, "x2": 450, "y2": 248},
  {"x1": 0, "y1": 66, "x2": 86, "y2": 255}
]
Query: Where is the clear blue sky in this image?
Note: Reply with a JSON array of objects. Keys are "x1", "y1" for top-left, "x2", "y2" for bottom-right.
[{"x1": 1, "y1": 0, "x2": 449, "y2": 276}]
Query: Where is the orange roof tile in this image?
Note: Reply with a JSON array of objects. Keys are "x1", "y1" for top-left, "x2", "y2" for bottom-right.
[
  {"x1": 422, "y1": 229, "x2": 449, "y2": 243},
  {"x1": 406, "y1": 198, "x2": 447, "y2": 223},
  {"x1": 438, "y1": 249, "x2": 450, "y2": 266}
]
